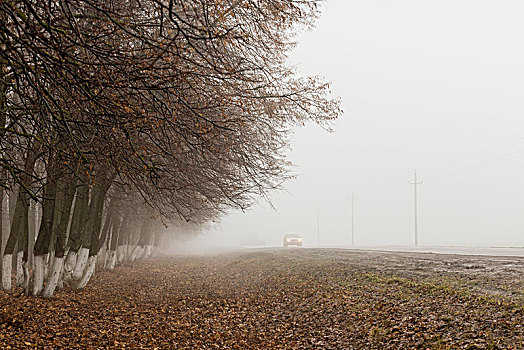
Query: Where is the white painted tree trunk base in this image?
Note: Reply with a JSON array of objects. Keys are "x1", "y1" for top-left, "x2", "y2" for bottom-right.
[
  {"x1": 57, "y1": 271, "x2": 64, "y2": 290},
  {"x1": 47, "y1": 253, "x2": 55, "y2": 279},
  {"x1": 123, "y1": 244, "x2": 129, "y2": 262},
  {"x1": 33, "y1": 255, "x2": 45, "y2": 296},
  {"x1": 22, "y1": 261, "x2": 30, "y2": 295},
  {"x1": 42, "y1": 257, "x2": 64, "y2": 298},
  {"x1": 145, "y1": 245, "x2": 152, "y2": 258},
  {"x1": 16, "y1": 254, "x2": 24, "y2": 287},
  {"x1": 76, "y1": 256, "x2": 96, "y2": 289},
  {"x1": 43, "y1": 253, "x2": 49, "y2": 279},
  {"x1": 108, "y1": 250, "x2": 116, "y2": 269},
  {"x1": 63, "y1": 251, "x2": 78, "y2": 283},
  {"x1": 151, "y1": 247, "x2": 159, "y2": 257},
  {"x1": 2, "y1": 254, "x2": 12, "y2": 290},
  {"x1": 129, "y1": 246, "x2": 141, "y2": 262},
  {"x1": 97, "y1": 249, "x2": 106, "y2": 269},
  {"x1": 72, "y1": 248, "x2": 89, "y2": 281},
  {"x1": 102, "y1": 249, "x2": 109, "y2": 269},
  {"x1": 117, "y1": 245, "x2": 126, "y2": 264},
  {"x1": 137, "y1": 246, "x2": 146, "y2": 260},
  {"x1": 126, "y1": 244, "x2": 132, "y2": 259},
  {"x1": 116, "y1": 246, "x2": 122, "y2": 263}
]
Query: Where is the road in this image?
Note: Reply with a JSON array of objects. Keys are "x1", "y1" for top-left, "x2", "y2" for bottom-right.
[
  {"x1": 1, "y1": 248, "x2": 523, "y2": 349},
  {"x1": 337, "y1": 245, "x2": 524, "y2": 257}
]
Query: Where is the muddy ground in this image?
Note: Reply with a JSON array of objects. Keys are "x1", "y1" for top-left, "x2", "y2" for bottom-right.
[{"x1": 1, "y1": 248, "x2": 523, "y2": 349}]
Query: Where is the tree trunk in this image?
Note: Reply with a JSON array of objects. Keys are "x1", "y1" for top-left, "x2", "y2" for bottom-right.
[
  {"x1": 2, "y1": 186, "x2": 30, "y2": 290},
  {"x1": 33, "y1": 255, "x2": 44, "y2": 296},
  {"x1": 108, "y1": 215, "x2": 122, "y2": 270},
  {"x1": 0, "y1": 186, "x2": 3, "y2": 275},
  {"x1": 72, "y1": 247, "x2": 89, "y2": 281},
  {"x1": 103, "y1": 217, "x2": 114, "y2": 269},
  {"x1": 63, "y1": 182, "x2": 88, "y2": 283},
  {"x1": 75, "y1": 177, "x2": 113, "y2": 289},
  {"x1": 32, "y1": 176, "x2": 57, "y2": 295},
  {"x1": 65, "y1": 183, "x2": 88, "y2": 255},
  {"x1": 151, "y1": 230, "x2": 161, "y2": 257},
  {"x1": 138, "y1": 216, "x2": 153, "y2": 260},
  {"x1": 97, "y1": 203, "x2": 115, "y2": 269},
  {"x1": 117, "y1": 216, "x2": 129, "y2": 265},
  {"x1": 71, "y1": 184, "x2": 92, "y2": 282},
  {"x1": 42, "y1": 257, "x2": 63, "y2": 298},
  {"x1": 50, "y1": 173, "x2": 75, "y2": 292},
  {"x1": 54, "y1": 175, "x2": 76, "y2": 259},
  {"x1": 17, "y1": 200, "x2": 29, "y2": 290},
  {"x1": 28, "y1": 201, "x2": 35, "y2": 269},
  {"x1": 97, "y1": 196, "x2": 115, "y2": 254},
  {"x1": 2, "y1": 138, "x2": 41, "y2": 290},
  {"x1": 1, "y1": 254, "x2": 11, "y2": 290},
  {"x1": 0, "y1": 46, "x2": 6, "y2": 273},
  {"x1": 20, "y1": 189, "x2": 31, "y2": 287},
  {"x1": 76, "y1": 255, "x2": 96, "y2": 289},
  {"x1": 2, "y1": 194, "x2": 22, "y2": 290},
  {"x1": 40, "y1": 170, "x2": 75, "y2": 298}
]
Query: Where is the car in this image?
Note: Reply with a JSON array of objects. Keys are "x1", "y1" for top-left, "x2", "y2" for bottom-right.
[{"x1": 283, "y1": 233, "x2": 303, "y2": 247}]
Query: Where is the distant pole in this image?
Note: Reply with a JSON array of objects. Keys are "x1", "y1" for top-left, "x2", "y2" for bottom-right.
[
  {"x1": 409, "y1": 170, "x2": 423, "y2": 246},
  {"x1": 349, "y1": 192, "x2": 358, "y2": 246},
  {"x1": 317, "y1": 205, "x2": 320, "y2": 248}
]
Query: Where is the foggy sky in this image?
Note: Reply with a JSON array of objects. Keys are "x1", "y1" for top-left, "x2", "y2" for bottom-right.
[{"x1": 205, "y1": 0, "x2": 524, "y2": 248}]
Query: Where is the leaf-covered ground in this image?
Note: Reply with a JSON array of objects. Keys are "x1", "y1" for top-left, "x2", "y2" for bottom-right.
[{"x1": 1, "y1": 248, "x2": 523, "y2": 349}]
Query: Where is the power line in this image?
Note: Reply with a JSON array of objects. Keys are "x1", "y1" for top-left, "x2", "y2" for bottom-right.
[
  {"x1": 422, "y1": 137, "x2": 524, "y2": 179},
  {"x1": 462, "y1": 136, "x2": 524, "y2": 160}
]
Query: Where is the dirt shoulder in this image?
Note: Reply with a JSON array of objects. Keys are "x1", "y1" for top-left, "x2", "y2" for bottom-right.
[{"x1": 1, "y1": 248, "x2": 523, "y2": 349}]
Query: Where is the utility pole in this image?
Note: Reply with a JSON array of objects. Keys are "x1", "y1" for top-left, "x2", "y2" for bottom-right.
[
  {"x1": 409, "y1": 170, "x2": 423, "y2": 246},
  {"x1": 349, "y1": 192, "x2": 358, "y2": 246}
]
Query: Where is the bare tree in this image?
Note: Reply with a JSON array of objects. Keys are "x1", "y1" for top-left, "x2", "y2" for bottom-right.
[{"x1": 0, "y1": 0, "x2": 341, "y2": 297}]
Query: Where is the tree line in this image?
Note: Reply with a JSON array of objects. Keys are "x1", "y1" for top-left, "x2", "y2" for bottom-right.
[{"x1": 0, "y1": 0, "x2": 340, "y2": 297}]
